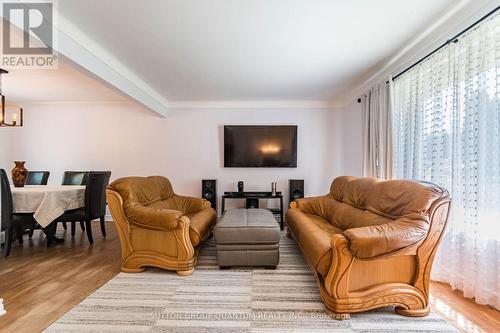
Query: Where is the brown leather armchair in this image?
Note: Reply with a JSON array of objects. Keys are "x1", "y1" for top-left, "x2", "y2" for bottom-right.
[
  {"x1": 106, "y1": 176, "x2": 216, "y2": 276},
  {"x1": 285, "y1": 176, "x2": 450, "y2": 317}
]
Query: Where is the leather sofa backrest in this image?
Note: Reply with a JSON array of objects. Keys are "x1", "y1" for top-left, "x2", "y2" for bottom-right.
[
  {"x1": 108, "y1": 176, "x2": 175, "y2": 209},
  {"x1": 328, "y1": 176, "x2": 449, "y2": 230}
]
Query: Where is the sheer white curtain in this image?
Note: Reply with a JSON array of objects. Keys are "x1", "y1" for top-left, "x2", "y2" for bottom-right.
[
  {"x1": 393, "y1": 11, "x2": 500, "y2": 309},
  {"x1": 361, "y1": 80, "x2": 393, "y2": 179}
]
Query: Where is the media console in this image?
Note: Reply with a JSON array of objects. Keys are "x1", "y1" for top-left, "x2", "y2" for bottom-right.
[{"x1": 221, "y1": 191, "x2": 284, "y2": 230}]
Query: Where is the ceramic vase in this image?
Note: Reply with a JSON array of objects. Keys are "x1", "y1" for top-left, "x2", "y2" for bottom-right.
[{"x1": 11, "y1": 161, "x2": 27, "y2": 187}]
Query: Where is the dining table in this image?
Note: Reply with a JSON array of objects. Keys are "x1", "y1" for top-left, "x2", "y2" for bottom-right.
[{"x1": 11, "y1": 185, "x2": 85, "y2": 243}]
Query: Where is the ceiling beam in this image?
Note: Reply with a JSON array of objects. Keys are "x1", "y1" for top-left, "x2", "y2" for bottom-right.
[
  {"x1": 55, "y1": 27, "x2": 170, "y2": 117},
  {"x1": 1, "y1": 2, "x2": 169, "y2": 117}
]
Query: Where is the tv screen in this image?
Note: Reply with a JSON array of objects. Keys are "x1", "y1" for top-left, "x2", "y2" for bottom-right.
[{"x1": 224, "y1": 125, "x2": 297, "y2": 167}]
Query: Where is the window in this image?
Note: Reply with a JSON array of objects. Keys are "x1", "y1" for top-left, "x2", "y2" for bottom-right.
[{"x1": 392, "y1": 10, "x2": 500, "y2": 309}]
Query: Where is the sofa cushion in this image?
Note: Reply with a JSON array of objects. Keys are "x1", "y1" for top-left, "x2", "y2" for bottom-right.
[
  {"x1": 286, "y1": 208, "x2": 343, "y2": 276},
  {"x1": 329, "y1": 176, "x2": 356, "y2": 201},
  {"x1": 330, "y1": 176, "x2": 448, "y2": 218},
  {"x1": 125, "y1": 204, "x2": 182, "y2": 231},
  {"x1": 168, "y1": 195, "x2": 209, "y2": 215},
  {"x1": 187, "y1": 208, "x2": 217, "y2": 246},
  {"x1": 109, "y1": 176, "x2": 216, "y2": 235},
  {"x1": 344, "y1": 215, "x2": 429, "y2": 258},
  {"x1": 295, "y1": 195, "x2": 341, "y2": 222},
  {"x1": 109, "y1": 176, "x2": 174, "y2": 208},
  {"x1": 327, "y1": 176, "x2": 448, "y2": 258},
  {"x1": 329, "y1": 202, "x2": 393, "y2": 231}
]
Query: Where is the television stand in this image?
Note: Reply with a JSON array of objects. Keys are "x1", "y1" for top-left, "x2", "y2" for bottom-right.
[{"x1": 221, "y1": 191, "x2": 284, "y2": 230}]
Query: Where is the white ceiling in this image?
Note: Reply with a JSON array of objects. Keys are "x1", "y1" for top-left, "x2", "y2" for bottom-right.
[
  {"x1": 4, "y1": 59, "x2": 129, "y2": 104},
  {"x1": 3, "y1": 0, "x2": 465, "y2": 108},
  {"x1": 54, "y1": 0, "x2": 456, "y2": 104},
  {"x1": 0, "y1": 21, "x2": 128, "y2": 104}
]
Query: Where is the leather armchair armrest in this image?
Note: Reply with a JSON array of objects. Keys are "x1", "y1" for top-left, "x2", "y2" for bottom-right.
[
  {"x1": 168, "y1": 195, "x2": 210, "y2": 215},
  {"x1": 343, "y1": 216, "x2": 430, "y2": 259},
  {"x1": 125, "y1": 205, "x2": 183, "y2": 231}
]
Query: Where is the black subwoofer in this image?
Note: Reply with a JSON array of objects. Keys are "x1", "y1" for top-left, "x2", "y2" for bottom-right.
[
  {"x1": 289, "y1": 179, "x2": 304, "y2": 203},
  {"x1": 202, "y1": 179, "x2": 217, "y2": 211},
  {"x1": 246, "y1": 198, "x2": 259, "y2": 209}
]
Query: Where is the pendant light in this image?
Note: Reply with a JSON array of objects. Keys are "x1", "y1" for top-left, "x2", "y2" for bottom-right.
[{"x1": 0, "y1": 68, "x2": 23, "y2": 127}]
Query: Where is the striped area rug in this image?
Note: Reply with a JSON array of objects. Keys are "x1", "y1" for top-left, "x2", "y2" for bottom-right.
[{"x1": 46, "y1": 234, "x2": 457, "y2": 332}]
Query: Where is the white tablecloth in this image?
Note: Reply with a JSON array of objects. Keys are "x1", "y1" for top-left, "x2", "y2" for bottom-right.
[{"x1": 11, "y1": 185, "x2": 85, "y2": 228}]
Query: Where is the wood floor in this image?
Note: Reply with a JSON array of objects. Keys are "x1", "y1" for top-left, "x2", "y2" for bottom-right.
[
  {"x1": 0, "y1": 221, "x2": 121, "y2": 333},
  {"x1": 0, "y1": 221, "x2": 498, "y2": 333}
]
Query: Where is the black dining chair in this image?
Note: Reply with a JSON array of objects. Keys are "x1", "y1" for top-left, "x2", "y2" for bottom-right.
[
  {"x1": 23, "y1": 171, "x2": 50, "y2": 236},
  {"x1": 25, "y1": 171, "x2": 50, "y2": 185},
  {"x1": 62, "y1": 171, "x2": 89, "y2": 186},
  {"x1": 0, "y1": 169, "x2": 38, "y2": 257},
  {"x1": 61, "y1": 171, "x2": 89, "y2": 234},
  {"x1": 56, "y1": 171, "x2": 111, "y2": 244}
]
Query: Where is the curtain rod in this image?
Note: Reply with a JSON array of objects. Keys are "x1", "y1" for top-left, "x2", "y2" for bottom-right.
[
  {"x1": 357, "y1": 5, "x2": 499, "y2": 104},
  {"x1": 392, "y1": 5, "x2": 499, "y2": 81},
  {"x1": 357, "y1": 81, "x2": 390, "y2": 103}
]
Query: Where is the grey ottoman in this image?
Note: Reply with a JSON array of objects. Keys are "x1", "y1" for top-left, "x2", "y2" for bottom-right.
[{"x1": 214, "y1": 209, "x2": 281, "y2": 269}]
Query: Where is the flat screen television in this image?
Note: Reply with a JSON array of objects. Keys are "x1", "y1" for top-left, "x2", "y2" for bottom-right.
[{"x1": 224, "y1": 125, "x2": 297, "y2": 167}]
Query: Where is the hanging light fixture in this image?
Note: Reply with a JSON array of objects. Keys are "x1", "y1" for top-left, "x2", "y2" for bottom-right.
[{"x1": 0, "y1": 68, "x2": 23, "y2": 127}]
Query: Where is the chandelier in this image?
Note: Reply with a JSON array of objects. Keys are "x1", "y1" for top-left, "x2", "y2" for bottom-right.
[{"x1": 0, "y1": 68, "x2": 23, "y2": 127}]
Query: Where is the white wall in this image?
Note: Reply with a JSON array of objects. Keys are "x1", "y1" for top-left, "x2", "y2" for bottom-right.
[
  {"x1": 0, "y1": 128, "x2": 11, "y2": 243},
  {"x1": 0, "y1": 128, "x2": 13, "y2": 172},
  {"x1": 3, "y1": 103, "x2": 345, "y2": 215},
  {"x1": 341, "y1": 101, "x2": 363, "y2": 177}
]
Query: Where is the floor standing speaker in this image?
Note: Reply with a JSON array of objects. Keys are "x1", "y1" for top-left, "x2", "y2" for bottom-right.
[
  {"x1": 202, "y1": 179, "x2": 217, "y2": 211},
  {"x1": 289, "y1": 179, "x2": 304, "y2": 203}
]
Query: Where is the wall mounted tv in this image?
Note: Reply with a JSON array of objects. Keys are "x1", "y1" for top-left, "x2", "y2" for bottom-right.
[{"x1": 224, "y1": 125, "x2": 297, "y2": 168}]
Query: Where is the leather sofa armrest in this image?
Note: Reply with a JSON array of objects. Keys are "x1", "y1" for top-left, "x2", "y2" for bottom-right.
[
  {"x1": 168, "y1": 195, "x2": 210, "y2": 215},
  {"x1": 125, "y1": 205, "x2": 183, "y2": 231},
  {"x1": 343, "y1": 216, "x2": 430, "y2": 259},
  {"x1": 325, "y1": 234, "x2": 353, "y2": 298}
]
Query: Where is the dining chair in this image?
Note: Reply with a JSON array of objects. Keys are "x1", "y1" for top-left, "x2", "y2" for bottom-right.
[
  {"x1": 56, "y1": 171, "x2": 111, "y2": 244},
  {"x1": 23, "y1": 171, "x2": 50, "y2": 236},
  {"x1": 61, "y1": 171, "x2": 89, "y2": 235},
  {"x1": 62, "y1": 171, "x2": 89, "y2": 186},
  {"x1": 0, "y1": 169, "x2": 37, "y2": 257},
  {"x1": 25, "y1": 171, "x2": 50, "y2": 185}
]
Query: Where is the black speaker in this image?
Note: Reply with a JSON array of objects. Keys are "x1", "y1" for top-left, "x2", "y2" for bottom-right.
[
  {"x1": 289, "y1": 179, "x2": 304, "y2": 203},
  {"x1": 202, "y1": 179, "x2": 217, "y2": 211}
]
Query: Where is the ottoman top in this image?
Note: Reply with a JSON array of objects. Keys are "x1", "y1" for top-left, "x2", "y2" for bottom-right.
[{"x1": 215, "y1": 209, "x2": 280, "y2": 244}]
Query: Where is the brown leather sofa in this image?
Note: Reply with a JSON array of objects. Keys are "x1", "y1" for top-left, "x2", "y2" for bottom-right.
[
  {"x1": 286, "y1": 176, "x2": 450, "y2": 317},
  {"x1": 106, "y1": 176, "x2": 216, "y2": 276}
]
